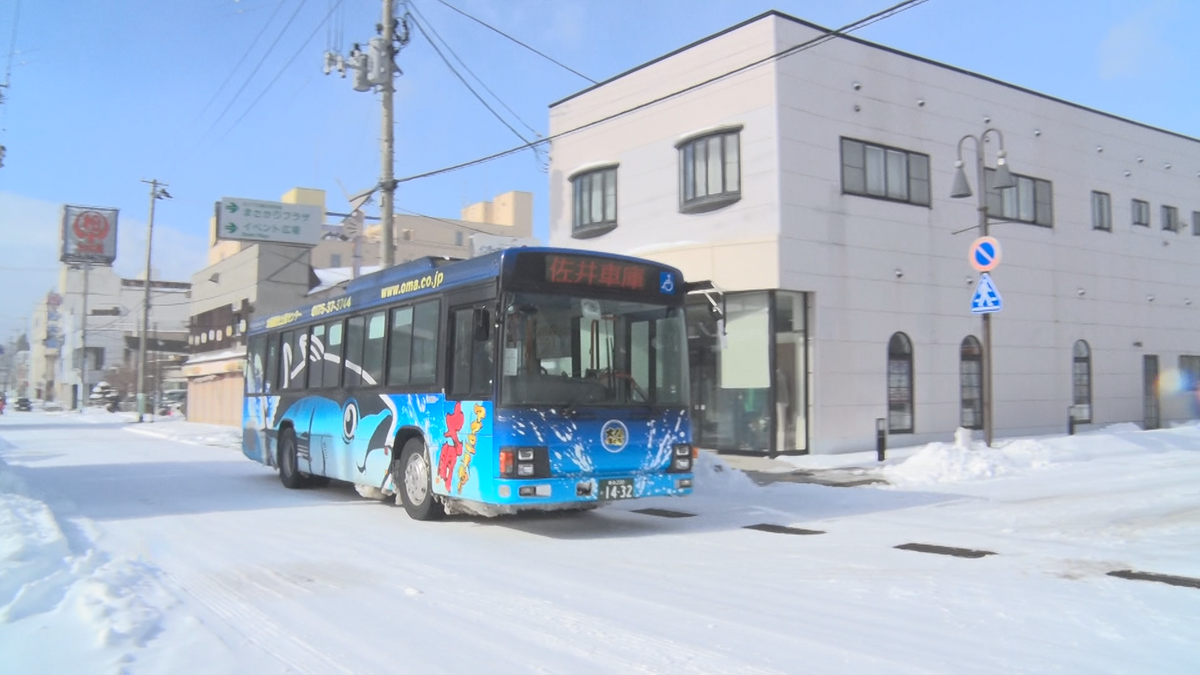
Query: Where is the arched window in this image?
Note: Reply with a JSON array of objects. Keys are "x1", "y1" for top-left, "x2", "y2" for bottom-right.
[
  {"x1": 1073, "y1": 340, "x2": 1092, "y2": 423},
  {"x1": 887, "y1": 333, "x2": 914, "y2": 433},
  {"x1": 960, "y1": 336, "x2": 983, "y2": 430}
]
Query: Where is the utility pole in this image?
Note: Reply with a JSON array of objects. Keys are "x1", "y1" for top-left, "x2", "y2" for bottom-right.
[
  {"x1": 79, "y1": 262, "x2": 89, "y2": 412},
  {"x1": 136, "y1": 179, "x2": 170, "y2": 423},
  {"x1": 323, "y1": 0, "x2": 409, "y2": 268}
]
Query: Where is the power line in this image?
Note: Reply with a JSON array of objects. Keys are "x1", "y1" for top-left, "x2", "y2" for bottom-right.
[
  {"x1": 192, "y1": 0, "x2": 313, "y2": 151},
  {"x1": 194, "y1": 0, "x2": 289, "y2": 123},
  {"x1": 396, "y1": 0, "x2": 928, "y2": 186},
  {"x1": 215, "y1": 0, "x2": 347, "y2": 145},
  {"x1": 432, "y1": 0, "x2": 595, "y2": 84},
  {"x1": 406, "y1": 6, "x2": 539, "y2": 155}
]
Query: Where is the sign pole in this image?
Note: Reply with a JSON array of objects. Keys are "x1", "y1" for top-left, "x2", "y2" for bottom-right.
[
  {"x1": 137, "y1": 179, "x2": 168, "y2": 422},
  {"x1": 80, "y1": 262, "x2": 89, "y2": 413},
  {"x1": 974, "y1": 151, "x2": 994, "y2": 448}
]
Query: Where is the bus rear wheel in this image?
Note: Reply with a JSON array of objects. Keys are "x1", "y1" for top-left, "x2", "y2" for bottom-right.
[
  {"x1": 278, "y1": 430, "x2": 304, "y2": 490},
  {"x1": 398, "y1": 438, "x2": 444, "y2": 521}
]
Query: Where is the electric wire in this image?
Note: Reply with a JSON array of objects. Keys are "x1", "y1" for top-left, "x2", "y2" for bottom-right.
[
  {"x1": 192, "y1": 0, "x2": 313, "y2": 151},
  {"x1": 215, "y1": 0, "x2": 347, "y2": 145},
  {"x1": 395, "y1": 0, "x2": 929, "y2": 185},
  {"x1": 432, "y1": 0, "x2": 595, "y2": 83},
  {"x1": 194, "y1": 0, "x2": 289, "y2": 123},
  {"x1": 409, "y1": 1, "x2": 541, "y2": 139}
]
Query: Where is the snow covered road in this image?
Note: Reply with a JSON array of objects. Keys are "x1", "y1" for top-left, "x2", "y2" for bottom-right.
[{"x1": 1, "y1": 412, "x2": 1198, "y2": 674}]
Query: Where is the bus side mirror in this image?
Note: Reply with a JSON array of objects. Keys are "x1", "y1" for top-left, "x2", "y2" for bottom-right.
[{"x1": 473, "y1": 308, "x2": 491, "y2": 341}]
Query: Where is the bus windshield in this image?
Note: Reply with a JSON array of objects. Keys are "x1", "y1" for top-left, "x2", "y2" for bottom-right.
[{"x1": 499, "y1": 291, "x2": 688, "y2": 408}]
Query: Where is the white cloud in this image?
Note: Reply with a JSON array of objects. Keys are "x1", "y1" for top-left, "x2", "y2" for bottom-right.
[
  {"x1": 0, "y1": 191, "x2": 207, "y2": 340},
  {"x1": 1099, "y1": 1, "x2": 1179, "y2": 79}
]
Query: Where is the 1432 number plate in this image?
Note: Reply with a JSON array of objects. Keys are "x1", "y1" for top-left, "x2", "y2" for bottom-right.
[{"x1": 599, "y1": 478, "x2": 635, "y2": 500}]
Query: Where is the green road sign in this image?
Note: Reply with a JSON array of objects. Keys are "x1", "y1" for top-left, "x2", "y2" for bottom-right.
[{"x1": 216, "y1": 197, "x2": 322, "y2": 246}]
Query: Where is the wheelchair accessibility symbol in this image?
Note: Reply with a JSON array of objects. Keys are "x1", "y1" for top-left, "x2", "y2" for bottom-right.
[{"x1": 659, "y1": 272, "x2": 676, "y2": 294}]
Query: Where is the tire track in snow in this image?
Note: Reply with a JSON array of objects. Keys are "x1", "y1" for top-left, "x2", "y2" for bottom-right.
[{"x1": 155, "y1": 555, "x2": 354, "y2": 675}]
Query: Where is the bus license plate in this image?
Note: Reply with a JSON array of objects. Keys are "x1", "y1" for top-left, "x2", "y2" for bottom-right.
[{"x1": 599, "y1": 478, "x2": 635, "y2": 500}]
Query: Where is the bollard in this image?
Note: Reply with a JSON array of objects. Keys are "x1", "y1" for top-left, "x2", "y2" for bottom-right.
[
  {"x1": 876, "y1": 417, "x2": 887, "y2": 462},
  {"x1": 1068, "y1": 407, "x2": 1075, "y2": 436}
]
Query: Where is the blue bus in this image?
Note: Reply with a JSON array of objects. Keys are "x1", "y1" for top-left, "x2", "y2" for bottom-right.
[{"x1": 242, "y1": 247, "x2": 695, "y2": 520}]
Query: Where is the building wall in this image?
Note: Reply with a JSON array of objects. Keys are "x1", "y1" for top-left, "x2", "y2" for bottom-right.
[
  {"x1": 548, "y1": 19, "x2": 783, "y2": 293},
  {"x1": 187, "y1": 371, "x2": 244, "y2": 426},
  {"x1": 547, "y1": 12, "x2": 1200, "y2": 453}
]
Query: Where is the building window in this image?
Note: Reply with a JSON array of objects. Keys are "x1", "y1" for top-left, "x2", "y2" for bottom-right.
[
  {"x1": 1091, "y1": 191, "x2": 1111, "y2": 231},
  {"x1": 1072, "y1": 340, "x2": 1092, "y2": 423},
  {"x1": 329, "y1": 254, "x2": 342, "y2": 268},
  {"x1": 455, "y1": 231, "x2": 464, "y2": 246},
  {"x1": 960, "y1": 336, "x2": 982, "y2": 430},
  {"x1": 1162, "y1": 205, "x2": 1179, "y2": 232},
  {"x1": 986, "y1": 169, "x2": 1052, "y2": 226},
  {"x1": 571, "y1": 166, "x2": 618, "y2": 238},
  {"x1": 1132, "y1": 199, "x2": 1150, "y2": 227},
  {"x1": 1193, "y1": 211, "x2": 1200, "y2": 237},
  {"x1": 679, "y1": 130, "x2": 741, "y2": 213},
  {"x1": 840, "y1": 138, "x2": 931, "y2": 206},
  {"x1": 887, "y1": 332, "x2": 914, "y2": 434}
]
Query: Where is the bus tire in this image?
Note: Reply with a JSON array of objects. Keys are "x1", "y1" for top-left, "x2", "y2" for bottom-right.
[
  {"x1": 398, "y1": 438, "x2": 444, "y2": 521},
  {"x1": 278, "y1": 430, "x2": 304, "y2": 490}
]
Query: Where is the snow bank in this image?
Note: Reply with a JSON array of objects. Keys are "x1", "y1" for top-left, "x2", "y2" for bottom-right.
[
  {"x1": 0, "y1": 458, "x2": 171, "y2": 649},
  {"x1": 881, "y1": 424, "x2": 1200, "y2": 486},
  {"x1": 692, "y1": 451, "x2": 758, "y2": 497}
]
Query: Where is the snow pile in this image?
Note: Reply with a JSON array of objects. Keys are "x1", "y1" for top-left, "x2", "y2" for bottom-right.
[
  {"x1": 882, "y1": 428, "x2": 1053, "y2": 486},
  {"x1": 881, "y1": 424, "x2": 1200, "y2": 486},
  {"x1": 0, "y1": 458, "x2": 171, "y2": 649},
  {"x1": 692, "y1": 450, "x2": 758, "y2": 497}
]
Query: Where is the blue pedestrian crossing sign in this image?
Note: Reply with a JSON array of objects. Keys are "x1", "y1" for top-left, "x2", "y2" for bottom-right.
[{"x1": 971, "y1": 273, "x2": 1003, "y2": 314}]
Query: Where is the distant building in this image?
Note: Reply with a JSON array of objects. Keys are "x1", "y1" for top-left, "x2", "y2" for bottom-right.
[
  {"x1": 28, "y1": 267, "x2": 191, "y2": 408},
  {"x1": 546, "y1": 11, "x2": 1200, "y2": 454},
  {"x1": 185, "y1": 187, "x2": 536, "y2": 426}
]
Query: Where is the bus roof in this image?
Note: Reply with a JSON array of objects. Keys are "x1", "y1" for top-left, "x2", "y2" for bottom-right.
[{"x1": 248, "y1": 246, "x2": 686, "y2": 334}]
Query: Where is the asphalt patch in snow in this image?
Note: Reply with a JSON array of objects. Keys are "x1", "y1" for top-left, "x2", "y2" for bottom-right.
[
  {"x1": 1107, "y1": 569, "x2": 1200, "y2": 590},
  {"x1": 743, "y1": 523, "x2": 825, "y2": 536},
  {"x1": 895, "y1": 543, "x2": 996, "y2": 559},
  {"x1": 631, "y1": 508, "x2": 695, "y2": 519}
]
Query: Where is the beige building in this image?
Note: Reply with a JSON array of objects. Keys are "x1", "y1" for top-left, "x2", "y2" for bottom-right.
[
  {"x1": 547, "y1": 11, "x2": 1200, "y2": 454},
  {"x1": 185, "y1": 187, "x2": 535, "y2": 426}
]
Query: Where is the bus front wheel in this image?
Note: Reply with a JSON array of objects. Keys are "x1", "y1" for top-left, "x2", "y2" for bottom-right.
[
  {"x1": 398, "y1": 438, "x2": 444, "y2": 521},
  {"x1": 278, "y1": 430, "x2": 304, "y2": 490}
]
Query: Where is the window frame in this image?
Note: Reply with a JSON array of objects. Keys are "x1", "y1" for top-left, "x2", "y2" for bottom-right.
[
  {"x1": 1193, "y1": 211, "x2": 1200, "y2": 237},
  {"x1": 1090, "y1": 191, "x2": 1112, "y2": 232},
  {"x1": 985, "y1": 168, "x2": 1053, "y2": 226},
  {"x1": 887, "y1": 332, "x2": 914, "y2": 434},
  {"x1": 959, "y1": 336, "x2": 983, "y2": 431},
  {"x1": 1072, "y1": 340, "x2": 1092, "y2": 424},
  {"x1": 570, "y1": 165, "x2": 619, "y2": 239},
  {"x1": 677, "y1": 128, "x2": 742, "y2": 214},
  {"x1": 1162, "y1": 205, "x2": 1179, "y2": 232},
  {"x1": 1180, "y1": 355, "x2": 1200, "y2": 391},
  {"x1": 448, "y1": 304, "x2": 495, "y2": 401},
  {"x1": 1131, "y1": 199, "x2": 1150, "y2": 227},
  {"x1": 840, "y1": 137, "x2": 932, "y2": 207}
]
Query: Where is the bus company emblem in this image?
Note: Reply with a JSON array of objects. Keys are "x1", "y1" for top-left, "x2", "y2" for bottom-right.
[
  {"x1": 601, "y1": 420, "x2": 628, "y2": 453},
  {"x1": 342, "y1": 400, "x2": 359, "y2": 442}
]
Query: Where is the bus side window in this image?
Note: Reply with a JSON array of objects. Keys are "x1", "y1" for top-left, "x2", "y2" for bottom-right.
[
  {"x1": 388, "y1": 306, "x2": 414, "y2": 386},
  {"x1": 324, "y1": 321, "x2": 344, "y2": 388},
  {"x1": 362, "y1": 312, "x2": 387, "y2": 386},
  {"x1": 344, "y1": 315, "x2": 365, "y2": 388},
  {"x1": 411, "y1": 300, "x2": 440, "y2": 385},
  {"x1": 451, "y1": 306, "x2": 493, "y2": 399},
  {"x1": 280, "y1": 329, "x2": 307, "y2": 390},
  {"x1": 308, "y1": 324, "x2": 327, "y2": 388},
  {"x1": 246, "y1": 335, "x2": 265, "y2": 395},
  {"x1": 265, "y1": 334, "x2": 279, "y2": 394}
]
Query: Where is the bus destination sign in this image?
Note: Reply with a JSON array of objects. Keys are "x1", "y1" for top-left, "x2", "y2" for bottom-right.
[{"x1": 544, "y1": 254, "x2": 663, "y2": 294}]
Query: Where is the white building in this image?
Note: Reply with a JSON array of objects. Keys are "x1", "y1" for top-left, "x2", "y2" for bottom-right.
[
  {"x1": 547, "y1": 11, "x2": 1200, "y2": 454},
  {"x1": 33, "y1": 265, "x2": 191, "y2": 407}
]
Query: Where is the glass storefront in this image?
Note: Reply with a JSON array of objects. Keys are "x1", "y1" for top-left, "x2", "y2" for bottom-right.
[{"x1": 687, "y1": 289, "x2": 808, "y2": 454}]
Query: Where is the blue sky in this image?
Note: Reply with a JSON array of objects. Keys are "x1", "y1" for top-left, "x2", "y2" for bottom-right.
[{"x1": 0, "y1": 0, "x2": 1197, "y2": 338}]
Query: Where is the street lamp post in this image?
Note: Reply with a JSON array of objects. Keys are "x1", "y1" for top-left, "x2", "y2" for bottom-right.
[{"x1": 950, "y1": 128, "x2": 1016, "y2": 448}]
